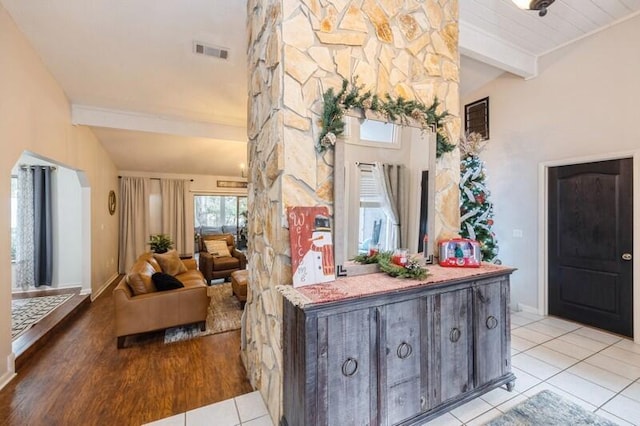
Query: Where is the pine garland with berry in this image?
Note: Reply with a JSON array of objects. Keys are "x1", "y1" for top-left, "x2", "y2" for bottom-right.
[
  {"x1": 459, "y1": 133, "x2": 499, "y2": 262},
  {"x1": 318, "y1": 78, "x2": 456, "y2": 157},
  {"x1": 353, "y1": 251, "x2": 428, "y2": 280}
]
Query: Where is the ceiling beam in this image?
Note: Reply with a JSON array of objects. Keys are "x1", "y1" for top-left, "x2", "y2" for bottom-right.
[
  {"x1": 459, "y1": 20, "x2": 538, "y2": 80},
  {"x1": 71, "y1": 104, "x2": 247, "y2": 142}
]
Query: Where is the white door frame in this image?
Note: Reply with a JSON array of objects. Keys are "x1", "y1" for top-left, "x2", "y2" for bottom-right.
[{"x1": 538, "y1": 150, "x2": 640, "y2": 342}]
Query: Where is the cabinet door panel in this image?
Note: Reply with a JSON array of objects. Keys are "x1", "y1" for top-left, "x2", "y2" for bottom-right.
[
  {"x1": 318, "y1": 309, "x2": 376, "y2": 426},
  {"x1": 474, "y1": 279, "x2": 508, "y2": 386},
  {"x1": 428, "y1": 289, "x2": 473, "y2": 406},
  {"x1": 386, "y1": 378, "x2": 422, "y2": 424},
  {"x1": 380, "y1": 299, "x2": 424, "y2": 424}
]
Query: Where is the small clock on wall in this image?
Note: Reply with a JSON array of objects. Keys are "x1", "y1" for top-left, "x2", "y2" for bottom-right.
[{"x1": 108, "y1": 190, "x2": 116, "y2": 215}]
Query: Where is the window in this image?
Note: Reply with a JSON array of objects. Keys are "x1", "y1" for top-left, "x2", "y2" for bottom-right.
[
  {"x1": 10, "y1": 176, "x2": 17, "y2": 261},
  {"x1": 194, "y1": 195, "x2": 248, "y2": 249},
  {"x1": 357, "y1": 165, "x2": 390, "y2": 253},
  {"x1": 360, "y1": 119, "x2": 396, "y2": 144},
  {"x1": 465, "y1": 97, "x2": 489, "y2": 140}
]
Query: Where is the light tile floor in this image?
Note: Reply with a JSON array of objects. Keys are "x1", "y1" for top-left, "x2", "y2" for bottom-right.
[
  {"x1": 143, "y1": 391, "x2": 272, "y2": 426},
  {"x1": 431, "y1": 311, "x2": 640, "y2": 426},
  {"x1": 145, "y1": 311, "x2": 640, "y2": 426}
]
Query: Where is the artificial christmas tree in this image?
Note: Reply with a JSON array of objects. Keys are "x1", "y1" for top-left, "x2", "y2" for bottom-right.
[{"x1": 459, "y1": 133, "x2": 499, "y2": 262}]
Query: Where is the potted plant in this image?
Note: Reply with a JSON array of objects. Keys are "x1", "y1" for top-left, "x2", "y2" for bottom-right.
[{"x1": 148, "y1": 234, "x2": 174, "y2": 253}]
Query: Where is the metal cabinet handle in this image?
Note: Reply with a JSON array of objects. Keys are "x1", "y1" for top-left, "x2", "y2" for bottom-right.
[
  {"x1": 450, "y1": 327, "x2": 461, "y2": 343},
  {"x1": 420, "y1": 396, "x2": 427, "y2": 410},
  {"x1": 397, "y1": 342, "x2": 413, "y2": 359},
  {"x1": 486, "y1": 316, "x2": 498, "y2": 330},
  {"x1": 622, "y1": 253, "x2": 633, "y2": 261},
  {"x1": 341, "y1": 357, "x2": 358, "y2": 377}
]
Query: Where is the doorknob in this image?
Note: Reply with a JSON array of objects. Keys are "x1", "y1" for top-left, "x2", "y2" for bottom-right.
[{"x1": 622, "y1": 253, "x2": 633, "y2": 261}]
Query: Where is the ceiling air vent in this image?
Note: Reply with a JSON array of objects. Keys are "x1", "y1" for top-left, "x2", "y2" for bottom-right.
[{"x1": 193, "y1": 41, "x2": 229, "y2": 60}]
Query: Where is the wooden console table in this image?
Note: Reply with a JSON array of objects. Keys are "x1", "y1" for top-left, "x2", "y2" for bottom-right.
[{"x1": 280, "y1": 264, "x2": 516, "y2": 426}]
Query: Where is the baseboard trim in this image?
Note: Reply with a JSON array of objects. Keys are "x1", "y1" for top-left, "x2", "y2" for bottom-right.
[
  {"x1": 0, "y1": 353, "x2": 16, "y2": 391},
  {"x1": 517, "y1": 303, "x2": 542, "y2": 315},
  {"x1": 90, "y1": 273, "x2": 120, "y2": 301}
]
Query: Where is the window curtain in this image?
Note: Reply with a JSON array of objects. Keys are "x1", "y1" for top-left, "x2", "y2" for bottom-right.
[
  {"x1": 118, "y1": 177, "x2": 150, "y2": 273},
  {"x1": 15, "y1": 168, "x2": 34, "y2": 290},
  {"x1": 15, "y1": 166, "x2": 54, "y2": 288},
  {"x1": 372, "y1": 163, "x2": 406, "y2": 249},
  {"x1": 33, "y1": 166, "x2": 53, "y2": 286},
  {"x1": 160, "y1": 179, "x2": 189, "y2": 255}
]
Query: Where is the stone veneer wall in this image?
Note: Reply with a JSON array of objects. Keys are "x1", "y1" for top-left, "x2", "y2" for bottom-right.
[{"x1": 244, "y1": 0, "x2": 461, "y2": 422}]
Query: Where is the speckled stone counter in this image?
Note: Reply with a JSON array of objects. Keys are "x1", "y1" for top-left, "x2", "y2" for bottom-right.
[{"x1": 278, "y1": 263, "x2": 515, "y2": 307}]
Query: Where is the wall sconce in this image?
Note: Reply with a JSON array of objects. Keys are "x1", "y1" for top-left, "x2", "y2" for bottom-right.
[
  {"x1": 512, "y1": 0, "x2": 555, "y2": 17},
  {"x1": 240, "y1": 163, "x2": 245, "y2": 178}
]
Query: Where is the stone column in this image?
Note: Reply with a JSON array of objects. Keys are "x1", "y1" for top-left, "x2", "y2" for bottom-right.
[{"x1": 244, "y1": 0, "x2": 461, "y2": 422}]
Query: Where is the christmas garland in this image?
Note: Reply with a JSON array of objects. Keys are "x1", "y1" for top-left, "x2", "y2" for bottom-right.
[
  {"x1": 353, "y1": 251, "x2": 428, "y2": 280},
  {"x1": 318, "y1": 78, "x2": 456, "y2": 157}
]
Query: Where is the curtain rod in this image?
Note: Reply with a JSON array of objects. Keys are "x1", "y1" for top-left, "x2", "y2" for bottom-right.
[
  {"x1": 118, "y1": 176, "x2": 194, "y2": 182},
  {"x1": 20, "y1": 165, "x2": 57, "y2": 170}
]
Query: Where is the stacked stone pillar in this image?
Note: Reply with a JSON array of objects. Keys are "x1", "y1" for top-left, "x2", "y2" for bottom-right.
[{"x1": 245, "y1": 0, "x2": 461, "y2": 422}]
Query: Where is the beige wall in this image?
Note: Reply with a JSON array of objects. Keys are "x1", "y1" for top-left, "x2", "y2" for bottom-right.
[
  {"x1": 462, "y1": 15, "x2": 640, "y2": 311},
  {"x1": 0, "y1": 5, "x2": 119, "y2": 385}
]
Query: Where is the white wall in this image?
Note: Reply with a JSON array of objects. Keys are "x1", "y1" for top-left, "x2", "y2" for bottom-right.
[
  {"x1": 0, "y1": 5, "x2": 119, "y2": 387},
  {"x1": 54, "y1": 166, "x2": 83, "y2": 287},
  {"x1": 462, "y1": 15, "x2": 640, "y2": 311},
  {"x1": 119, "y1": 171, "x2": 248, "y2": 255}
]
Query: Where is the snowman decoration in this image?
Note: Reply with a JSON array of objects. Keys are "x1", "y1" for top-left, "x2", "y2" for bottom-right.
[{"x1": 293, "y1": 214, "x2": 335, "y2": 286}]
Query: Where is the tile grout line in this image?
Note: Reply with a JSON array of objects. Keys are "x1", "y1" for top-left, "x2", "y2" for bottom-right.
[
  {"x1": 511, "y1": 322, "x2": 640, "y2": 423},
  {"x1": 233, "y1": 397, "x2": 242, "y2": 426}
]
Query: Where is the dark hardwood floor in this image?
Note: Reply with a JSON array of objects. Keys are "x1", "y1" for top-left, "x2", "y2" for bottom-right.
[{"x1": 0, "y1": 278, "x2": 253, "y2": 426}]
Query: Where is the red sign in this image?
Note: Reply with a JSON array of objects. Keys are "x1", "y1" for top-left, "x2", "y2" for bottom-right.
[{"x1": 287, "y1": 206, "x2": 335, "y2": 287}]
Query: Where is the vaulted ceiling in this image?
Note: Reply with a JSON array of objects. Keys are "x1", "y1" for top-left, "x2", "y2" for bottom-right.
[{"x1": 3, "y1": 0, "x2": 639, "y2": 175}]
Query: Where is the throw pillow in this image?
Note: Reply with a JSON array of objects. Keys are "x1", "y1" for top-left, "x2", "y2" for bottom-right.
[
  {"x1": 151, "y1": 272, "x2": 184, "y2": 291},
  {"x1": 126, "y1": 260, "x2": 157, "y2": 295},
  {"x1": 153, "y1": 249, "x2": 188, "y2": 276},
  {"x1": 204, "y1": 239, "x2": 232, "y2": 258}
]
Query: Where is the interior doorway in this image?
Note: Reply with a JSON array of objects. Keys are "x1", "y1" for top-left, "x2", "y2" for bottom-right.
[{"x1": 547, "y1": 158, "x2": 633, "y2": 337}]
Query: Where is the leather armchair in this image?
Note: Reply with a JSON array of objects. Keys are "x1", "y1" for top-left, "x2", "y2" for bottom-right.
[{"x1": 199, "y1": 233, "x2": 247, "y2": 283}]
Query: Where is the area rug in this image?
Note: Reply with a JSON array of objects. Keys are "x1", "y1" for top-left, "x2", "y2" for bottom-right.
[
  {"x1": 11, "y1": 293, "x2": 74, "y2": 340},
  {"x1": 164, "y1": 283, "x2": 243, "y2": 344},
  {"x1": 486, "y1": 390, "x2": 619, "y2": 426}
]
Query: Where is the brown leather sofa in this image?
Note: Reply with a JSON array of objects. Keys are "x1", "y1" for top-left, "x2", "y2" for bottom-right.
[
  {"x1": 198, "y1": 233, "x2": 247, "y2": 283},
  {"x1": 113, "y1": 252, "x2": 209, "y2": 348}
]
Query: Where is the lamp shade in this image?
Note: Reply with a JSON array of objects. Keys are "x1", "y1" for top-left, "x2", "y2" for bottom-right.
[
  {"x1": 512, "y1": 0, "x2": 531, "y2": 9},
  {"x1": 511, "y1": 0, "x2": 555, "y2": 16}
]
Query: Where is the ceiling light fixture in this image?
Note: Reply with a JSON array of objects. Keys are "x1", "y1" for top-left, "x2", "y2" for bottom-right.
[{"x1": 512, "y1": 0, "x2": 555, "y2": 17}]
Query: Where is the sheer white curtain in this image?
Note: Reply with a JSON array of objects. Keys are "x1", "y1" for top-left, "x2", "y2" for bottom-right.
[
  {"x1": 159, "y1": 179, "x2": 189, "y2": 255},
  {"x1": 372, "y1": 162, "x2": 406, "y2": 249},
  {"x1": 118, "y1": 177, "x2": 150, "y2": 273},
  {"x1": 15, "y1": 168, "x2": 34, "y2": 289}
]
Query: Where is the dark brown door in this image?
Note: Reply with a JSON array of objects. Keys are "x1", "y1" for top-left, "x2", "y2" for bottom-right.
[{"x1": 548, "y1": 159, "x2": 633, "y2": 337}]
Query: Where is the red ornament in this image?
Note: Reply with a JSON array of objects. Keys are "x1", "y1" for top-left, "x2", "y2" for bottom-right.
[{"x1": 487, "y1": 219, "x2": 494, "y2": 226}]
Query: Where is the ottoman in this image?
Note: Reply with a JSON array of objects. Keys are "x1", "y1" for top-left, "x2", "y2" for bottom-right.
[{"x1": 231, "y1": 270, "x2": 248, "y2": 308}]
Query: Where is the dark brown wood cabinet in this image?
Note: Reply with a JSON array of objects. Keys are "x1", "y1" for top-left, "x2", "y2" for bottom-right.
[{"x1": 282, "y1": 270, "x2": 515, "y2": 426}]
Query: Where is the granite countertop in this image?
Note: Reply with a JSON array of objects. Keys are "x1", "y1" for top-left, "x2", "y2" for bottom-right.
[{"x1": 277, "y1": 263, "x2": 516, "y2": 307}]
